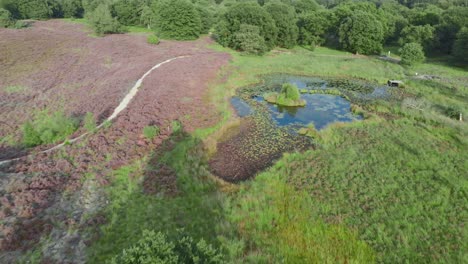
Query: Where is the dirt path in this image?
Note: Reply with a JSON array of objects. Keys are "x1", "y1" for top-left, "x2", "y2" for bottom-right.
[{"x1": 0, "y1": 55, "x2": 189, "y2": 166}]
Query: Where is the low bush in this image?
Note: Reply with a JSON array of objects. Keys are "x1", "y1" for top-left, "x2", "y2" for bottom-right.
[
  {"x1": 143, "y1": 125, "x2": 160, "y2": 140},
  {"x1": 400, "y1": 42, "x2": 425, "y2": 66},
  {"x1": 84, "y1": 112, "x2": 96, "y2": 132},
  {"x1": 22, "y1": 111, "x2": 79, "y2": 147},
  {"x1": 147, "y1": 34, "x2": 159, "y2": 45},
  {"x1": 265, "y1": 83, "x2": 306, "y2": 106},
  {"x1": 110, "y1": 230, "x2": 224, "y2": 264}
]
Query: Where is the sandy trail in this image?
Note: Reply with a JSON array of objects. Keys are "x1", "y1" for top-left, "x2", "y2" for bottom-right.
[{"x1": 0, "y1": 55, "x2": 189, "y2": 166}]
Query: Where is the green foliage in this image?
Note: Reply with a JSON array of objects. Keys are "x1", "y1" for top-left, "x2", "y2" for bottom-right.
[
  {"x1": 339, "y1": 11, "x2": 384, "y2": 54},
  {"x1": 139, "y1": 5, "x2": 154, "y2": 29},
  {"x1": 110, "y1": 230, "x2": 223, "y2": 264},
  {"x1": 21, "y1": 111, "x2": 79, "y2": 147},
  {"x1": 399, "y1": 24, "x2": 435, "y2": 49},
  {"x1": 281, "y1": 83, "x2": 300, "y2": 101},
  {"x1": 60, "y1": 0, "x2": 83, "y2": 18},
  {"x1": 83, "y1": 112, "x2": 96, "y2": 132},
  {"x1": 400, "y1": 42, "x2": 425, "y2": 66},
  {"x1": 0, "y1": 7, "x2": 13, "y2": 27},
  {"x1": 143, "y1": 125, "x2": 160, "y2": 140},
  {"x1": 264, "y1": 1, "x2": 297, "y2": 48},
  {"x1": 232, "y1": 24, "x2": 267, "y2": 55},
  {"x1": 195, "y1": 4, "x2": 214, "y2": 34},
  {"x1": 229, "y1": 169, "x2": 375, "y2": 262},
  {"x1": 14, "y1": 0, "x2": 52, "y2": 19},
  {"x1": 154, "y1": 0, "x2": 201, "y2": 40},
  {"x1": 298, "y1": 10, "x2": 335, "y2": 46},
  {"x1": 87, "y1": 3, "x2": 124, "y2": 35},
  {"x1": 265, "y1": 83, "x2": 306, "y2": 106},
  {"x1": 147, "y1": 34, "x2": 159, "y2": 45},
  {"x1": 215, "y1": 2, "x2": 278, "y2": 51},
  {"x1": 453, "y1": 27, "x2": 468, "y2": 65},
  {"x1": 112, "y1": 0, "x2": 144, "y2": 26}
]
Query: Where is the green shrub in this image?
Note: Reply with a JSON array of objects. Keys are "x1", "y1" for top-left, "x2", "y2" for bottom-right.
[
  {"x1": 110, "y1": 230, "x2": 224, "y2": 264},
  {"x1": 281, "y1": 83, "x2": 301, "y2": 101},
  {"x1": 143, "y1": 125, "x2": 160, "y2": 140},
  {"x1": 84, "y1": 112, "x2": 96, "y2": 132},
  {"x1": 399, "y1": 42, "x2": 425, "y2": 66},
  {"x1": 147, "y1": 34, "x2": 159, "y2": 45},
  {"x1": 12, "y1": 20, "x2": 28, "y2": 29},
  {"x1": 265, "y1": 83, "x2": 306, "y2": 107},
  {"x1": 0, "y1": 8, "x2": 13, "y2": 28},
  {"x1": 232, "y1": 24, "x2": 267, "y2": 55},
  {"x1": 22, "y1": 111, "x2": 79, "y2": 147},
  {"x1": 154, "y1": 0, "x2": 201, "y2": 40},
  {"x1": 87, "y1": 4, "x2": 124, "y2": 35}
]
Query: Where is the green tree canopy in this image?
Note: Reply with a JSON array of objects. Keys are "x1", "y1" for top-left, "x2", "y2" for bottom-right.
[
  {"x1": 215, "y1": 2, "x2": 278, "y2": 50},
  {"x1": 338, "y1": 10, "x2": 384, "y2": 54},
  {"x1": 298, "y1": 9, "x2": 335, "y2": 46},
  {"x1": 453, "y1": 27, "x2": 468, "y2": 65},
  {"x1": 264, "y1": 1, "x2": 298, "y2": 48},
  {"x1": 154, "y1": 0, "x2": 202, "y2": 40},
  {"x1": 399, "y1": 24, "x2": 435, "y2": 50}
]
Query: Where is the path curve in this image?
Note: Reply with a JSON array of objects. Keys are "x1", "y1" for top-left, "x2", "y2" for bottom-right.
[{"x1": 0, "y1": 55, "x2": 190, "y2": 166}]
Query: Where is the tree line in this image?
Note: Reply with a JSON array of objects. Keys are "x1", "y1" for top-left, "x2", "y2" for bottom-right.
[{"x1": 0, "y1": 0, "x2": 467, "y2": 64}]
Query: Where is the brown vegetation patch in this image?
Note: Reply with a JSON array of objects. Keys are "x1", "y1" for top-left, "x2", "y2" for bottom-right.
[{"x1": 0, "y1": 19, "x2": 230, "y2": 259}]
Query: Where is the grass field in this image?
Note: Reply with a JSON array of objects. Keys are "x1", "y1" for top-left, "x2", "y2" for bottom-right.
[{"x1": 88, "y1": 42, "x2": 467, "y2": 263}]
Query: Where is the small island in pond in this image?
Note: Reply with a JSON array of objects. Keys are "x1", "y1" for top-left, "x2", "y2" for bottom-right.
[{"x1": 264, "y1": 83, "x2": 306, "y2": 107}]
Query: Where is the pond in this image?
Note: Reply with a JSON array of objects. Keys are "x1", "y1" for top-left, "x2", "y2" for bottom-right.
[
  {"x1": 247, "y1": 93, "x2": 362, "y2": 130},
  {"x1": 213, "y1": 75, "x2": 391, "y2": 182}
]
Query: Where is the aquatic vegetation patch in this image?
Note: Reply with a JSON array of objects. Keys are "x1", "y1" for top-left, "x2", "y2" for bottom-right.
[{"x1": 264, "y1": 83, "x2": 306, "y2": 107}]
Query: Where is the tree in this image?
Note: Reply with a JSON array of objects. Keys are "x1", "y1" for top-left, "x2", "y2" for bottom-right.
[
  {"x1": 339, "y1": 11, "x2": 384, "y2": 54},
  {"x1": 298, "y1": 10, "x2": 336, "y2": 46},
  {"x1": 110, "y1": 230, "x2": 224, "y2": 264},
  {"x1": 154, "y1": 0, "x2": 201, "y2": 40},
  {"x1": 264, "y1": 1, "x2": 298, "y2": 48},
  {"x1": 59, "y1": 0, "x2": 83, "y2": 18},
  {"x1": 0, "y1": 8, "x2": 13, "y2": 27},
  {"x1": 87, "y1": 3, "x2": 124, "y2": 35},
  {"x1": 399, "y1": 24, "x2": 435, "y2": 50},
  {"x1": 399, "y1": 42, "x2": 425, "y2": 66},
  {"x1": 4, "y1": 0, "x2": 52, "y2": 19},
  {"x1": 112, "y1": 0, "x2": 144, "y2": 26},
  {"x1": 140, "y1": 5, "x2": 154, "y2": 29},
  {"x1": 435, "y1": 7, "x2": 468, "y2": 54},
  {"x1": 215, "y1": 2, "x2": 277, "y2": 51},
  {"x1": 453, "y1": 27, "x2": 468, "y2": 64},
  {"x1": 233, "y1": 24, "x2": 268, "y2": 55}
]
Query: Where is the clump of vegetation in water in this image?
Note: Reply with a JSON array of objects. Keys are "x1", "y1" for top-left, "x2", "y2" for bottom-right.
[
  {"x1": 264, "y1": 83, "x2": 306, "y2": 107},
  {"x1": 22, "y1": 111, "x2": 79, "y2": 147}
]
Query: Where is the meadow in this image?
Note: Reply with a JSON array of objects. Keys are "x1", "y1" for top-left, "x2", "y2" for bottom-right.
[{"x1": 87, "y1": 43, "x2": 467, "y2": 263}]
